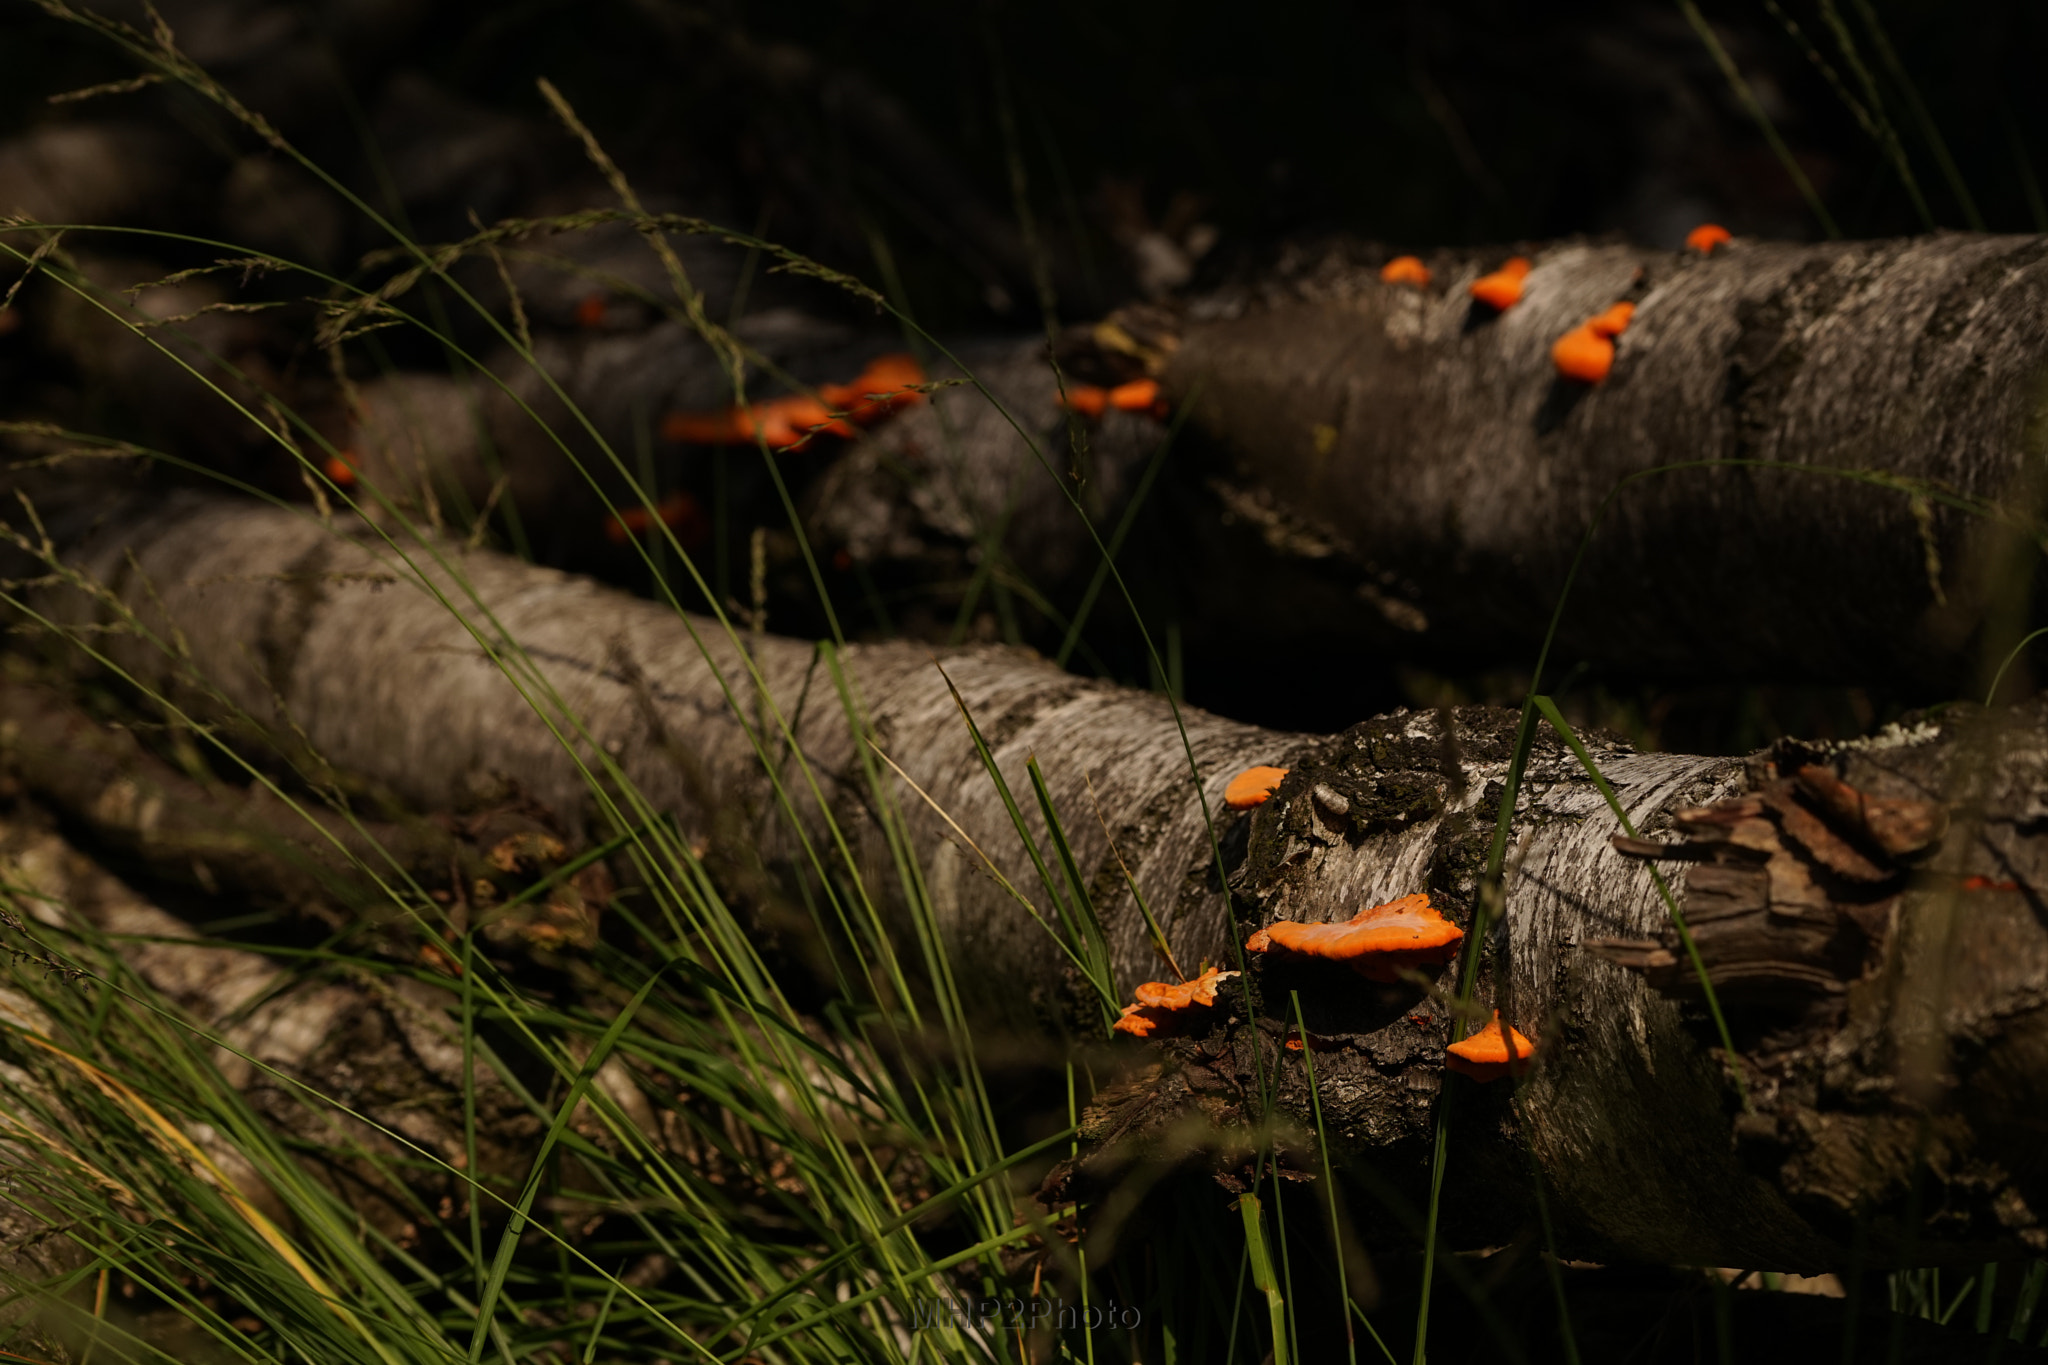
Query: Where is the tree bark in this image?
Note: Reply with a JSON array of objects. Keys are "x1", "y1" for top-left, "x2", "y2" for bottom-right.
[
  {"x1": 14, "y1": 480, "x2": 2048, "y2": 1270},
  {"x1": 1140, "y1": 233, "x2": 2048, "y2": 690},
  {"x1": 27, "y1": 213, "x2": 2048, "y2": 699}
]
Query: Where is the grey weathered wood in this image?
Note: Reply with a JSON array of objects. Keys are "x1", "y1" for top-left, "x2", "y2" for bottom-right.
[{"x1": 14, "y1": 485, "x2": 2048, "y2": 1268}]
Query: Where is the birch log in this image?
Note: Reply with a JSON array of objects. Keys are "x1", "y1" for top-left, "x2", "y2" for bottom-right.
[
  {"x1": 12, "y1": 482, "x2": 2048, "y2": 1268},
  {"x1": 1138, "y1": 233, "x2": 2048, "y2": 689}
]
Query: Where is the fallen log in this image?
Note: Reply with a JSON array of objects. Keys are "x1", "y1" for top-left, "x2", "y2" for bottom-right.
[
  {"x1": 1130, "y1": 232, "x2": 2048, "y2": 691},
  {"x1": 10, "y1": 479, "x2": 2048, "y2": 1269}
]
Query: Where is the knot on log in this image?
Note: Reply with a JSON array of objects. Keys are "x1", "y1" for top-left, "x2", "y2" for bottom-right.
[{"x1": 1589, "y1": 764, "x2": 1948, "y2": 1013}]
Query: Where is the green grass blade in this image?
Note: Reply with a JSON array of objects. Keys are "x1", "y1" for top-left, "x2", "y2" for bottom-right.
[{"x1": 1237, "y1": 1194, "x2": 1289, "y2": 1365}]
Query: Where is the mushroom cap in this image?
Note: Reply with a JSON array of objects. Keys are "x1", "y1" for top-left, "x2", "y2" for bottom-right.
[
  {"x1": 1115, "y1": 966, "x2": 1238, "y2": 1038},
  {"x1": 1468, "y1": 258, "x2": 1530, "y2": 311},
  {"x1": 1380, "y1": 255, "x2": 1431, "y2": 288},
  {"x1": 834, "y1": 353, "x2": 926, "y2": 421},
  {"x1": 1551, "y1": 324, "x2": 1615, "y2": 383},
  {"x1": 751, "y1": 395, "x2": 858, "y2": 448},
  {"x1": 1685, "y1": 222, "x2": 1733, "y2": 253},
  {"x1": 1111, "y1": 1004, "x2": 1160, "y2": 1037},
  {"x1": 1444, "y1": 1011, "x2": 1538, "y2": 1081},
  {"x1": 1108, "y1": 378, "x2": 1162, "y2": 412},
  {"x1": 1132, "y1": 966, "x2": 1238, "y2": 1012},
  {"x1": 1224, "y1": 765, "x2": 1289, "y2": 810},
  {"x1": 662, "y1": 408, "x2": 742, "y2": 444},
  {"x1": 1061, "y1": 383, "x2": 1110, "y2": 418},
  {"x1": 1243, "y1": 892, "x2": 1465, "y2": 982},
  {"x1": 851, "y1": 351, "x2": 925, "y2": 393},
  {"x1": 323, "y1": 451, "x2": 359, "y2": 487},
  {"x1": 1587, "y1": 301, "x2": 1635, "y2": 338}
]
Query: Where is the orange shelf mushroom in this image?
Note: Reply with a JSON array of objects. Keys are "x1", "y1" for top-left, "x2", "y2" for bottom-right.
[
  {"x1": 603, "y1": 490, "x2": 705, "y2": 546},
  {"x1": 1112, "y1": 965, "x2": 1238, "y2": 1037},
  {"x1": 1061, "y1": 377, "x2": 1167, "y2": 420},
  {"x1": 1587, "y1": 301, "x2": 1635, "y2": 337},
  {"x1": 575, "y1": 292, "x2": 608, "y2": 329},
  {"x1": 1551, "y1": 301, "x2": 1635, "y2": 384},
  {"x1": 1060, "y1": 383, "x2": 1111, "y2": 418},
  {"x1": 1685, "y1": 223, "x2": 1733, "y2": 254},
  {"x1": 659, "y1": 353, "x2": 925, "y2": 451},
  {"x1": 1444, "y1": 1011, "x2": 1537, "y2": 1082},
  {"x1": 820, "y1": 352, "x2": 928, "y2": 423},
  {"x1": 1551, "y1": 326, "x2": 1613, "y2": 384},
  {"x1": 1244, "y1": 891, "x2": 1464, "y2": 983},
  {"x1": 1380, "y1": 255, "x2": 1431, "y2": 288},
  {"x1": 322, "y1": 449, "x2": 361, "y2": 487},
  {"x1": 1468, "y1": 257, "x2": 1531, "y2": 312},
  {"x1": 1108, "y1": 377, "x2": 1163, "y2": 413},
  {"x1": 1224, "y1": 765, "x2": 1288, "y2": 810}
]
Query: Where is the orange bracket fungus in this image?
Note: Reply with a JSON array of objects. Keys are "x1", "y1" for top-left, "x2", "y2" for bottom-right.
[
  {"x1": 1444, "y1": 1011, "x2": 1537, "y2": 1082},
  {"x1": 659, "y1": 353, "x2": 925, "y2": 451},
  {"x1": 574, "y1": 291, "x2": 608, "y2": 329},
  {"x1": 1059, "y1": 383, "x2": 1110, "y2": 418},
  {"x1": 1685, "y1": 222, "x2": 1732, "y2": 254},
  {"x1": 1468, "y1": 256, "x2": 1531, "y2": 312},
  {"x1": 1223, "y1": 765, "x2": 1288, "y2": 810},
  {"x1": 1380, "y1": 255, "x2": 1432, "y2": 288},
  {"x1": 322, "y1": 449, "x2": 360, "y2": 487},
  {"x1": 1112, "y1": 965, "x2": 1239, "y2": 1037},
  {"x1": 603, "y1": 490, "x2": 704, "y2": 546},
  {"x1": 1551, "y1": 326, "x2": 1613, "y2": 384},
  {"x1": 1551, "y1": 301, "x2": 1634, "y2": 384},
  {"x1": 1587, "y1": 301, "x2": 1635, "y2": 337},
  {"x1": 1062, "y1": 378, "x2": 1167, "y2": 420},
  {"x1": 1108, "y1": 377, "x2": 1163, "y2": 413},
  {"x1": 1243, "y1": 891, "x2": 1465, "y2": 983}
]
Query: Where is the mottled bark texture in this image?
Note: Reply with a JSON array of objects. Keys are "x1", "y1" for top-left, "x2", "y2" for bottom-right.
[
  {"x1": 1137, "y1": 234, "x2": 2048, "y2": 690},
  {"x1": 12, "y1": 482, "x2": 2048, "y2": 1269},
  {"x1": 19, "y1": 481, "x2": 1293, "y2": 1032},
  {"x1": 29, "y1": 210, "x2": 2048, "y2": 698},
  {"x1": 1052, "y1": 701, "x2": 2048, "y2": 1271},
  {"x1": 805, "y1": 340, "x2": 1163, "y2": 594},
  {"x1": 0, "y1": 675, "x2": 604, "y2": 957}
]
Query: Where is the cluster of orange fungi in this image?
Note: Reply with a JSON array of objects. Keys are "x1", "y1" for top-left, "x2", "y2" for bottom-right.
[
  {"x1": 658, "y1": 352, "x2": 927, "y2": 452},
  {"x1": 1059, "y1": 376, "x2": 1166, "y2": 420},
  {"x1": 1359, "y1": 223, "x2": 1736, "y2": 389},
  {"x1": 1110, "y1": 883, "x2": 1539, "y2": 1083},
  {"x1": 1112, "y1": 965, "x2": 1240, "y2": 1037}
]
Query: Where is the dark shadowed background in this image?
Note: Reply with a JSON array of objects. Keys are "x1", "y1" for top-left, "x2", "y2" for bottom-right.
[{"x1": 2, "y1": 0, "x2": 2043, "y2": 748}]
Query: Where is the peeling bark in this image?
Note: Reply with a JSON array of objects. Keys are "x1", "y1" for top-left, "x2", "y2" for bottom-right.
[{"x1": 1054, "y1": 702, "x2": 2048, "y2": 1270}]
